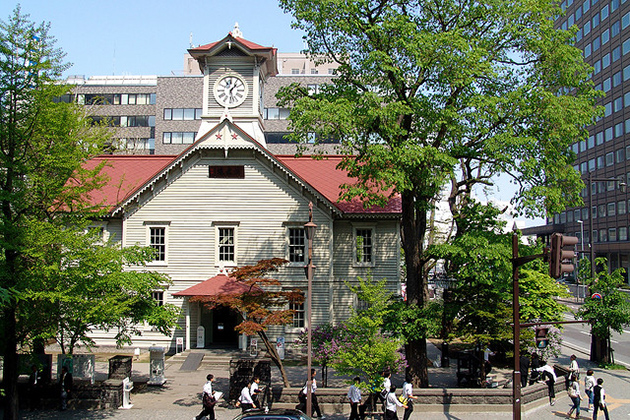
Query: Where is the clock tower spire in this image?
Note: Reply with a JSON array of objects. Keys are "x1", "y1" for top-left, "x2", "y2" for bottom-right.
[{"x1": 188, "y1": 27, "x2": 278, "y2": 147}]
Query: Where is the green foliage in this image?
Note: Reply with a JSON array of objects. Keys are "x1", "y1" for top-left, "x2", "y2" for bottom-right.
[
  {"x1": 330, "y1": 275, "x2": 406, "y2": 390},
  {"x1": 578, "y1": 258, "x2": 630, "y2": 339},
  {"x1": 428, "y1": 202, "x2": 569, "y2": 348}
]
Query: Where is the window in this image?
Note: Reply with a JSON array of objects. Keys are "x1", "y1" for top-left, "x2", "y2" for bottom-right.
[
  {"x1": 617, "y1": 149, "x2": 626, "y2": 163},
  {"x1": 614, "y1": 97, "x2": 623, "y2": 112},
  {"x1": 599, "y1": 204, "x2": 607, "y2": 217},
  {"x1": 613, "y1": 46, "x2": 621, "y2": 62},
  {"x1": 606, "y1": 152, "x2": 614, "y2": 166},
  {"x1": 614, "y1": 71, "x2": 622, "y2": 87},
  {"x1": 605, "y1": 127, "x2": 613, "y2": 141},
  {"x1": 620, "y1": 227, "x2": 628, "y2": 241},
  {"x1": 291, "y1": 68, "x2": 300, "y2": 75},
  {"x1": 290, "y1": 297, "x2": 305, "y2": 328},
  {"x1": 584, "y1": 43, "x2": 592, "y2": 57},
  {"x1": 152, "y1": 291, "x2": 164, "y2": 306},
  {"x1": 163, "y1": 108, "x2": 202, "y2": 120},
  {"x1": 602, "y1": 53, "x2": 611, "y2": 69},
  {"x1": 593, "y1": 60, "x2": 602, "y2": 75},
  {"x1": 593, "y1": 13, "x2": 600, "y2": 28},
  {"x1": 619, "y1": 200, "x2": 627, "y2": 215},
  {"x1": 609, "y1": 228, "x2": 617, "y2": 242},
  {"x1": 584, "y1": 20, "x2": 591, "y2": 35},
  {"x1": 597, "y1": 156, "x2": 605, "y2": 168},
  {"x1": 208, "y1": 165, "x2": 245, "y2": 179},
  {"x1": 287, "y1": 227, "x2": 306, "y2": 263},
  {"x1": 603, "y1": 78, "x2": 611, "y2": 92},
  {"x1": 583, "y1": 0, "x2": 590, "y2": 12},
  {"x1": 613, "y1": 0, "x2": 620, "y2": 11},
  {"x1": 149, "y1": 226, "x2": 167, "y2": 262},
  {"x1": 616, "y1": 122, "x2": 624, "y2": 137},
  {"x1": 601, "y1": 5, "x2": 609, "y2": 21},
  {"x1": 612, "y1": 20, "x2": 621, "y2": 37},
  {"x1": 624, "y1": 11, "x2": 630, "y2": 29},
  {"x1": 162, "y1": 132, "x2": 196, "y2": 144},
  {"x1": 608, "y1": 202, "x2": 616, "y2": 216},
  {"x1": 354, "y1": 227, "x2": 374, "y2": 265},
  {"x1": 216, "y1": 225, "x2": 237, "y2": 264},
  {"x1": 596, "y1": 132, "x2": 604, "y2": 145},
  {"x1": 601, "y1": 29, "x2": 610, "y2": 45},
  {"x1": 604, "y1": 102, "x2": 612, "y2": 116},
  {"x1": 588, "y1": 136, "x2": 595, "y2": 148}
]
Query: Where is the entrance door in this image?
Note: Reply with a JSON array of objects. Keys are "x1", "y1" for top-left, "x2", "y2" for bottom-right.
[{"x1": 212, "y1": 306, "x2": 240, "y2": 346}]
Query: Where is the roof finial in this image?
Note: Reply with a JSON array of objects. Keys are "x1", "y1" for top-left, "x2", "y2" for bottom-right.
[{"x1": 232, "y1": 22, "x2": 243, "y2": 38}]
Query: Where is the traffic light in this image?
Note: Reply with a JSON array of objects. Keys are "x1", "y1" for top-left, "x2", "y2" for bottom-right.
[
  {"x1": 535, "y1": 327, "x2": 549, "y2": 349},
  {"x1": 549, "y1": 233, "x2": 578, "y2": 279}
]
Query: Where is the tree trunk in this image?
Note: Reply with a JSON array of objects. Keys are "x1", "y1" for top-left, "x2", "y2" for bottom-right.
[
  {"x1": 3, "y1": 306, "x2": 19, "y2": 420},
  {"x1": 401, "y1": 192, "x2": 430, "y2": 387},
  {"x1": 258, "y1": 330, "x2": 290, "y2": 387},
  {"x1": 590, "y1": 331, "x2": 609, "y2": 363}
]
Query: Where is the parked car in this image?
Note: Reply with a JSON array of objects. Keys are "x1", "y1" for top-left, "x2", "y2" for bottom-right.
[{"x1": 232, "y1": 408, "x2": 312, "y2": 420}]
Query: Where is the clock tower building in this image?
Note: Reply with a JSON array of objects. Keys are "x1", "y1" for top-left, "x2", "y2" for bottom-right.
[{"x1": 188, "y1": 24, "x2": 278, "y2": 147}]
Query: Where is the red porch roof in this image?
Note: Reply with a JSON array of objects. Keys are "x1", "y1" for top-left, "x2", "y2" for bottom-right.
[{"x1": 173, "y1": 274, "x2": 254, "y2": 297}]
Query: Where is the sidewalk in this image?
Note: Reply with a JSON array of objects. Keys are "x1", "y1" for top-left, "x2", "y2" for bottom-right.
[{"x1": 6, "y1": 342, "x2": 630, "y2": 420}]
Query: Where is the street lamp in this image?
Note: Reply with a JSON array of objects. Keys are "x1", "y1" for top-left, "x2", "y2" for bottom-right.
[
  {"x1": 577, "y1": 219, "x2": 584, "y2": 301},
  {"x1": 304, "y1": 202, "x2": 317, "y2": 417},
  {"x1": 587, "y1": 173, "x2": 626, "y2": 278}
]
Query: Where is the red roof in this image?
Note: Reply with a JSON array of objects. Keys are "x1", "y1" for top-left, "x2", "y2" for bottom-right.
[
  {"x1": 84, "y1": 155, "x2": 173, "y2": 212},
  {"x1": 189, "y1": 34, "x2": 275, "y2": 54},
  {"x1": 173, "y1": 274, "x2": 254, "y2": 297},
  {"x1": 277, "y1": 156, "x2": 401, "y2": 214},
  {"x1": 84, "y1": 152, "x2": 400, "y2": 216}
]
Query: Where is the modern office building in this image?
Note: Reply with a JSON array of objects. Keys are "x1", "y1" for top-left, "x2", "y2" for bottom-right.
[{"x1": 525, "y1": 0, "x2": 630, "y2": 282}]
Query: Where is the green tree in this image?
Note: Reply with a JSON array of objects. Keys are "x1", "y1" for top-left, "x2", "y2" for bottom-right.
[
  {"x1": 0, "y1": 8, "x2": 178, "y2": 419},
  {"x1": 278, "y1": 0, "x2": 598, "y2": 385},
  {"x1": 192, "y1": 258, "x2": 301, "y2": 387},
  {"x1": 578, "y1": 258, "x2": 630, "y2": 364},
  {"x1": 24, "y1": 220, "x2": 179, "y2": 354},
  {"x1": 331, "y1": 276, "x2": 406, "y2": 392}
]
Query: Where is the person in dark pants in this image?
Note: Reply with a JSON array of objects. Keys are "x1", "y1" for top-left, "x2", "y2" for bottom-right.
[
  {"x1": 592, "y1": 378, "x2": 610, "y2": 420},
  {"x1": 59, "y1": 366, "x2": 73, "y2": 410},
  {"x1": 28, "y1": 365, "x2": 41, "y2": 410},
  {"x1": 384, "y1": 385, "x2": 406, "y2": 420},
  {"x1": 347, "y1": 377, "x2": 362, "y2": 420},
  {"x1": 529, "y1": 353, "x2": 541, "y2": 385},
  {"x1": 195, "y1": 374, "x2": 216, "y2": 420},
  {"x1": 401, "y1": 374, "x2": 417, "y2": 420},
  {"x1": 533, "y1": 363, "x2": 556, "y2": 406},
  {"x1": 519, "y1": 352, "x2": 530, "y2": 388}
]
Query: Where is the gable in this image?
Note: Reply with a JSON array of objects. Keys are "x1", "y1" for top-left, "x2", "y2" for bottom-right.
[{"x1": 85, "y1": 120, "x2": 400, "y2": 218}]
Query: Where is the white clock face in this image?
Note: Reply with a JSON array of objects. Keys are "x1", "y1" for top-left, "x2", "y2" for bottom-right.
[{"x1": 214, "y1": 75, "x2": 248, "y2": 108}]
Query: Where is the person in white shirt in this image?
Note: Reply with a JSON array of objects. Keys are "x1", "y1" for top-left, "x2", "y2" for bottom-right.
[
  {"x1": 401, "y1": 375, "x2": 417, "y2": 420},
  {"x1": 194, "y1": 373, "x2": 216, "y2": 420},
  {"x1": 533, "y1": 363, "x2": 557, "y2": 406},
  {"x1": 569, "y1": 354, "x2": 580, "y2": 379},
  {"x1": 250, "y1": 376, "x2": 262, "y2": 409},
  {"x1": 347, "y1": 376, "x2": 362, "y2": 420},
  {"x1": 384, "y1": 385, "x2": 406, "y2": 420},
  {"x1": 301, "y1": 369, "x2": 323, "y2": 418},
  {"x1": 567, "y1": 374, "x2": 582, "y2": 418},
  {"x1": 238, "y1": 381, "x2": 254, "y2": 412},
  {"x1": 584, "y1": 369, "x2": 596, "y2": 411}
]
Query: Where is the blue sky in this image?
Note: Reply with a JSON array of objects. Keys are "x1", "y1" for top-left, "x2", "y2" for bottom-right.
[{"x1": 1, "y1": 1, "x2": 306, "y2": 77}]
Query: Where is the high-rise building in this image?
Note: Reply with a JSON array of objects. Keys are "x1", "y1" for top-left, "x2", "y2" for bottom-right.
[{"x1": 525, "y1": 0, "x2": 630, "y2": 282}]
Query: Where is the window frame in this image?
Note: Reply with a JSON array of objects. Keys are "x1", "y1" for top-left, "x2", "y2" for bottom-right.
[
  {"x1": 214, "y1": 222, "x2": 239, "y2": 267},
  {"x1": 145, "y1": 222, "x2": 170, "y2": 265},
  {"x1": 287, "y1": 226, "x2": 307, "y2": 265},
  {"x1": 353, "y1": 224, "x2": 376, "y2": 267}
]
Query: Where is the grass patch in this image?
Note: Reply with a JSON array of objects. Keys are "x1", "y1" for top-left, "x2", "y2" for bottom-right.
[{"x1": 598, "y1": 362, "x2": 627, "y2": 370}]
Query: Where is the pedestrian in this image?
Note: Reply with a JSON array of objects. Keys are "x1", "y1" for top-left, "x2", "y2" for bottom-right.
[
  {"x1": 347, "y1": 376, "x2": 362, "y2": 420},
  {"x1": 301, "y1": 368, "x2": 324, "y2": 418},
  {"x1": 28, "y1": 364, "x2": 41, "y2": 410},
  {"x1": 567, "y1": 374, "x2": 582, "y2": 418},
  {"x1": 533, "y1": 362, "x2": 556, "y2": 406},
  {"x1": 379, "y1": 370, "x2": 392, "y2": 411},
  {"x1": 401, "y1": 374, "x2": 417, "y2": 420},
  {"x1": 194, "y1": 374, "x2": 217, "y2": 420},
  {"x1": 584, "y1": 369, "x2": 596, "y2": 411},
  {"x1": 592, "y1": 378, "x2": 610, "y2": 420},
  {"x1": 250, "y1": 376, "x2": 262, "y2": 409},
  {"x1": 569, "y1": 354, "x2": 580, "y2": 379},
  {"x1": 384, "y1": 384, "x2": 407, "y2": 420},
  {"x1": 519, "y1": 352, "x2": 530, "y2": 388},
  {"x1": 238, "y1": 380, "x2": 255, "y2": 412},
  {"x1": 59, "y1": 366, "x2": 73, "y2": 411}
]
